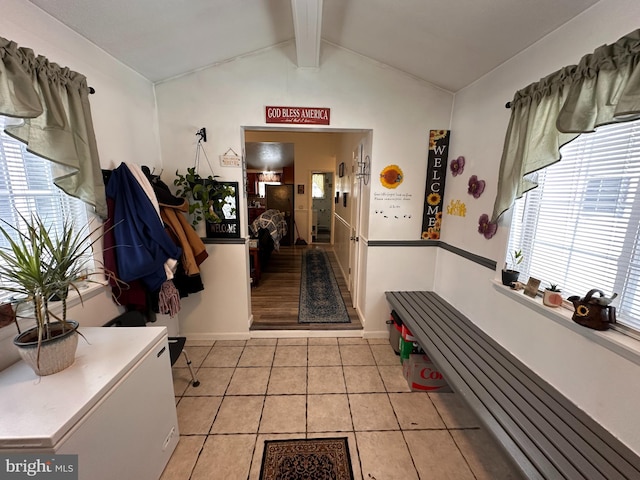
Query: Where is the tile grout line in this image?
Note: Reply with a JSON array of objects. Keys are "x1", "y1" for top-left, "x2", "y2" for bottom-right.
[
  {"x1": 339, "y1": 340, "x2": 365, "y2": 480},
  {"x1": 243, "y1": 343, "x2": 275, "y2": 479},
  {"x1": 182, "y1": 343, "x2": 216, "y2": 480},
  {"x1": 369, "y1": 341, "x2": 422, "y2": 479}
]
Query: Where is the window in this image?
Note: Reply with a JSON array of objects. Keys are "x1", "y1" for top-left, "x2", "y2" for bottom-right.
[
  {"x1": 507, "y1": 118, "x2": 640, "y2": 332},
  {"x1": 312, "y1": 173, "x2": 325, "y2": 199},
  {"x1": 0, "y1": 116, "x2": 92, "y2": 303},
  {"x1": 258, "y1": 181, "x2": 280, "y2": 198}
]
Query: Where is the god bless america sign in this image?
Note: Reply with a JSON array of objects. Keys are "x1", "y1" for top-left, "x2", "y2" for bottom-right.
[{"x1": 266, "y1": 106, "x2": 330, "y2": 125}]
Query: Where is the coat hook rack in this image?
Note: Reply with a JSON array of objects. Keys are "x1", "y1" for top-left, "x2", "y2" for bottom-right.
[{"x1": 196, "y1": 127, "x2": 207, "y2": 143}]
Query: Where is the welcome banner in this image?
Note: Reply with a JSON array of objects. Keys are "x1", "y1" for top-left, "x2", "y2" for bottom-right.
[{"x1": 421, "y1": 130, "x2": 450, "y2": 240}]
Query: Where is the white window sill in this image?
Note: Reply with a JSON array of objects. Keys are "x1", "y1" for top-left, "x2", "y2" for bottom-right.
[
  {"x1": 0, "y1": 281, "x2": 108, "y2": 343},
  {"x1": 492, "y1": 280, "x2": 640, "y2": 367}
]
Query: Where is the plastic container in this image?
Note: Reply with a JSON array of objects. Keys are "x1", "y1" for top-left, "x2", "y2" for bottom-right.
[{"x1": 387, "y1": 311, "x2": 403, "y2": 354}]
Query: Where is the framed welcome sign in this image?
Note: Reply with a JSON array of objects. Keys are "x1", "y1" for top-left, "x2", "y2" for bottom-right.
[{"x1": 206, "y1": 181, "x2": 241, "y2": 238}]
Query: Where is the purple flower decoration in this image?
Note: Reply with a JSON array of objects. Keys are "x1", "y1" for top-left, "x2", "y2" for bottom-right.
[
  {"x1": 468, "y1": 175, "x2": 486, "y2": 199},
  {"x1": 450, "y1": 156, "x2": 465, "y2": 177},
  {"x1": 478, "y1": 214, "x2": 497, "y2": 239}
]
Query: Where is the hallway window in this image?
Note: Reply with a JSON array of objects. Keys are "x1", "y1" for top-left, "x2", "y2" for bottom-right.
[
  {"x1": 312, "y1": 173, "x2": 325, "y2": 199},
  {"x1": 507, "y1": 117, "x2": 640, "y2": 333}
]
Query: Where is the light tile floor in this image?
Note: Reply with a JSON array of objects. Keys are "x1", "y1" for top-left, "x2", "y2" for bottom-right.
[{"x1": 161, "y1": 337, "x2": 524, "y2": 480}]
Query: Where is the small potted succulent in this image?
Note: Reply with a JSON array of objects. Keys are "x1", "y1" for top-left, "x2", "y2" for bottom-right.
[
  {"x1": 501, "y1": 249, "x2": 524, "y2": 286},
  {"x1": 543, "y1": 283, "x2": 563, "y2": 308},
  {"x1": 0, "y1": 214, "x2": 104, "y2": 376}
]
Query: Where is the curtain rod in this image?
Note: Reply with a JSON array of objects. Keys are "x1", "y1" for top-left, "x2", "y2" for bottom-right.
[
  {"x1": 505, "y1": 102, "x2": 511, "y2": 108},
  {"x1": 89, "y1": 87, "x2": 95, "y2": 94}
]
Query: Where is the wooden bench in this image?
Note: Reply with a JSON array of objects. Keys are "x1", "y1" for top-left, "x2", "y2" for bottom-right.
[{"x1": 386, "y1": 290, "x2": 640, "y2": 480}]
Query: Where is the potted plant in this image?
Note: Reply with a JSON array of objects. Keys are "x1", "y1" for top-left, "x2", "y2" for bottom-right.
[
  {"x1": 543, "y1": 283, "x2": 563, "y2": 307},
  {"x1": 501, "y1": 249, "x2": 524, "y2": 286},
  {"x1": 0, "y1": 214, "x2": 104, "y2": 376},
  {"x1": 174, "y1": 167, "x2": 228, "y2": 227}
]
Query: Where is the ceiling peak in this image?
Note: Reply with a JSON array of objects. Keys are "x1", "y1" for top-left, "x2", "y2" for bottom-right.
[{"x1": 292, "y1": 0, "x2": 323, "y2": 68}]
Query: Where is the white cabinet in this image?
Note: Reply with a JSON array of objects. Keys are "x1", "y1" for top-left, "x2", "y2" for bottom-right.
[{"x1": 0, "y1": 327, "x2": 179, "y2": 480}]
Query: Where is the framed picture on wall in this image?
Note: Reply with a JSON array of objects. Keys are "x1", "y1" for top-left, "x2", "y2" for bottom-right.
[
  {"x1": 298, "y1": 184, "x2": 305, "y2": 194},
  {"x1": 205, "y1": 181, "x2": 241, "y2": 239},
  {"x1": 338, "y1": 162, "x2": 345, "y2": 177}
]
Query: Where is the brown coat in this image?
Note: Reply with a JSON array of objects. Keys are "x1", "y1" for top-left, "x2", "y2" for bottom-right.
[{"x1": 160, "y1": 200, "x2": 208, "y2": 276}]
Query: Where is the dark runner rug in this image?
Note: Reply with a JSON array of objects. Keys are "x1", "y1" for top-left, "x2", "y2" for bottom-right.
[
  {"x1": 259, "y1": 437, "x2": 354, "y2": 480},
  {"x1": 298, "y1": 249, "x2": 350, "y2": 323}
]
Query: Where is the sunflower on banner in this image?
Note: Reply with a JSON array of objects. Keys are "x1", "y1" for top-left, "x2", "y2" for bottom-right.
[{"x1": 421, "y1": 130, "x2": 450, "y2": 239}]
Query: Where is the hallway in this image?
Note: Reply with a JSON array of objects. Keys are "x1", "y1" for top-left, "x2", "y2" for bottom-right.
[{"x1": 250, "y1": 245, "x2": 361, "y2": 330}]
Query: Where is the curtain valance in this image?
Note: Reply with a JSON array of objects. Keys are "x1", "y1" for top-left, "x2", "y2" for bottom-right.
[
  {"x1": 492, "y1": 29, "x2": 640, "y2": 221},
  {"x1": 0, "y1": 37, "x2": 106, "y2": 218}
]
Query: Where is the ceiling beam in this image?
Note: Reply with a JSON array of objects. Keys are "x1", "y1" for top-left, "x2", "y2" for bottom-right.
[{"x1": 291, "y1": 0, "x2": 323, "y2": 68}]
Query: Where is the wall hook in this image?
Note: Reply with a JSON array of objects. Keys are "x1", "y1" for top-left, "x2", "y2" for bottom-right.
[{"x1": 196, "y1": 127, "x2": 207, "y2": 143}]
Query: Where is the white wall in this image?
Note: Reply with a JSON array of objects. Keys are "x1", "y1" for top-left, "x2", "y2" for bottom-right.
[
  {"x1": 154, "y1": 41, "x2": 453, "y2": 338},
  {"x1": 441, "y1": 0, "x2": 640, "y2": 455},
  {"x1": 0, "y1": 1, "x2": 160, "y2": 370}
]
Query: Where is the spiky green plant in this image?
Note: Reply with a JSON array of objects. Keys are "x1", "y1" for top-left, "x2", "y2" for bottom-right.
[
  {"x1": 509, "y1": 249, "x2": 524, "y2": 271},
  {"x1": 0, "y1": 214, "x2": 104, "y2": 343}
]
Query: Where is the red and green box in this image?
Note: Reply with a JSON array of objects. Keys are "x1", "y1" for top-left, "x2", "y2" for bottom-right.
[{"x1": 402, "y1": 353, "x2": 452, "y2": 392}]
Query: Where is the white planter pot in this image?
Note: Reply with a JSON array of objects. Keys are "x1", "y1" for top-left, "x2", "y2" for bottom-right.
[
  {"x1": 543, "y1": 289, "x2": 563, "y2": 308},
  {"x1": 14, "y1": 321, "x2": 79, "y2": 376}
]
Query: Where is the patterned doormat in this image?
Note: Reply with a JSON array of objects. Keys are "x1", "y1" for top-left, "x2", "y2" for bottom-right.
[
  {"x1": 259, "y1": 437, "x2": 354, "y2": 480},
  {"x1": 298, "y1": 249, "x2": 350, "y2": 323}
]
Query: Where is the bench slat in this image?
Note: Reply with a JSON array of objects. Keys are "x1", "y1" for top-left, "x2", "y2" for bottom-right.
[{"x1": 386, "y1": 290, "x2": 640, "y2": 480}]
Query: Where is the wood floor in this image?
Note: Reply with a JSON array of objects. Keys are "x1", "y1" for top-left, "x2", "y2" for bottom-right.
[{"x1": 250, "y1": 244, "x2": 362, "y2": 330}]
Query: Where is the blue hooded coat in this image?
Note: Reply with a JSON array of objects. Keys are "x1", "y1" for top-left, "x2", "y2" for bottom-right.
[{"x1": 106, "y1": 163, "x2": 181, "y2": 291}]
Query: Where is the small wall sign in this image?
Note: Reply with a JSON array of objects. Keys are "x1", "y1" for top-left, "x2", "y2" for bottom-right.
[
  {"x1": 219, "y1": 148, "x2": 241, "y2": 167},
  {"x1": 265, "y1": 106, "x2": 330, "y2": 125},
  {"x1": 219, "y1": 154, "x2": 241, "y2": 167}
]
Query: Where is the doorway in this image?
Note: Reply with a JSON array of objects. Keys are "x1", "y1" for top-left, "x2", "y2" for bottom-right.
[
  {"x1": 311, "y1": 172, "x2": 333, "y2": 244},
  {"x1": 243, "y1": 127, "x2": 371, "y2": 330}
]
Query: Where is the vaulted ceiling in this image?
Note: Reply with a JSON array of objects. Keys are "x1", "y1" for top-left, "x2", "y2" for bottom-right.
[{"x1": 28, "y1": 0, "x2": 599, "y2": 92}]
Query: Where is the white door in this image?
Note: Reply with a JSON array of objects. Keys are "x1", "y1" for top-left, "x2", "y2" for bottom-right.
[{"x1": 348, "y1": 143, "x2": 363, "y2": 308}]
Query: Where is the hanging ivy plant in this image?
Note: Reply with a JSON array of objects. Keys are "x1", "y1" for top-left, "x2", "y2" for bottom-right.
[{"x1": 174, "y1": 167, "x2": 234, "y2": 227}]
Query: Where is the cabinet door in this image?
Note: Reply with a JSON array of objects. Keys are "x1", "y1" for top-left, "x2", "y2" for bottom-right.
[
  {"x1": 282, "y1": 166, "x2": 294, "y2": 184},
  {"x1": 247, "y1": 173, "x2": 257, "y2": 195}
]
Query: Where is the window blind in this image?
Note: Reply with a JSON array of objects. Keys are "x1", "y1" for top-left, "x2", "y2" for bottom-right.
[
  {"x1": 507, "y1": 118, "x2": 640, "y2": 332},
  {"x1": 0, "y1": 116, "x2": 92, "y2": 302}
]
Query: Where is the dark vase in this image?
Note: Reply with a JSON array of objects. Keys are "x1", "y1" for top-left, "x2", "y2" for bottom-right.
[{"x1": 501, "y1": 269, "x2": 520, "y2": 286}]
